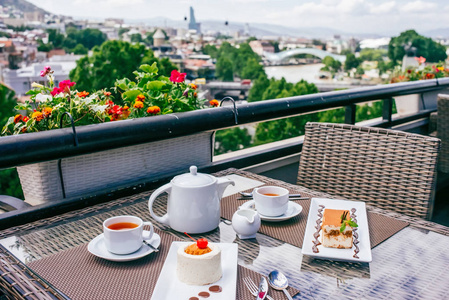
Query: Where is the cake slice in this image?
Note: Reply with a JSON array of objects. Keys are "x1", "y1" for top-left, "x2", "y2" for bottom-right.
[{"x1": 321, "y1": 209, "x2": 353, "y2": 249}]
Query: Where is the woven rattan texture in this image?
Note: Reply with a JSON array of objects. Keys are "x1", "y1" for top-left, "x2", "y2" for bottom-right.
[
  {"x1": 297, "y1": 122, "x2": 440, "y2": 220},
  {"x1": 17, "y1": 132, "x2": 213, "y2": 204},
  {"x1": 438, "y1": 94, "x2": 449, "y2": 173},
  {"x1": 221, "y1": 187, "x2": 409, "y2": 249},
  {"x1": 27, "y1": 228, "x2": 299, "y2": 300}
]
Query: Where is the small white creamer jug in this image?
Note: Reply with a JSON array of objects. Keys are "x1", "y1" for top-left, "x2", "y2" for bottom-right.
[{"x1": 232, "y1": 208, "x2": 261, "y2": 239}]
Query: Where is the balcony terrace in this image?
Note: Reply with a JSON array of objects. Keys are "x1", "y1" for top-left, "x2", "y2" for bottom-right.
[{"x1": 0, "y1": 78, "x2": 448, "y2": 228}]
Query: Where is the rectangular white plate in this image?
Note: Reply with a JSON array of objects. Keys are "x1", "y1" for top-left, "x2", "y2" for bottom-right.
[
  {"x1": 301, "y1": 198, "x2": 372, "y2": 263},
  {"x1": 151, "y1": 242, "x2": 238, "y2": 300}
]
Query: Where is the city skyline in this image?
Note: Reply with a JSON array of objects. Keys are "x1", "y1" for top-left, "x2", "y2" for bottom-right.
[{"x1": 26, "y1": 0, "x2": 449, "y2": 36}]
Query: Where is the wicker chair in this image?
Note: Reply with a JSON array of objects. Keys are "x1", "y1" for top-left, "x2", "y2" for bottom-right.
[
  {"x1": 437, "y1": 94, "x2": 449, "y2": 173},
  {"x1": 297, "y1": 122, "x2": 441, "y2": 220}
]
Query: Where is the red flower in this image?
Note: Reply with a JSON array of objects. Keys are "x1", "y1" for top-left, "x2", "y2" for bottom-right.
[
  {"x1": 136, "y1": 94, "x2": 145, "y2": 101},
  {"x1": 169, "y1": 70, "x2": 186, "y2": 83},
  {"x1": 23, "y1": 116, "x2": 29, "y2": 122},
  {"x1": 51, "y1": 87, "x2": 63, "y2": 96},
  {"x1": 104, "y1": 91, "x2": 111, "y2": 97}
]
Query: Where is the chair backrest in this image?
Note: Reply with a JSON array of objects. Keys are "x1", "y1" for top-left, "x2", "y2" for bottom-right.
[
  {"x1": 297, "y1": 122, "x2": 440, "y2": 220},
  {"x1": 437, "y1": 93, "x2": 449, "y2": 173}
]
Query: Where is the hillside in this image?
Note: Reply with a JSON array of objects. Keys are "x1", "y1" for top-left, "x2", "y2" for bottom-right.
[{"x1": 0, "y1": 0, "x2": 48, "y2": 14}]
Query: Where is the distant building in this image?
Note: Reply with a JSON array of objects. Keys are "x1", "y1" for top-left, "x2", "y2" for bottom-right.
[
  {"x1": 3, "y1": 56, "x2": 82, "y2": 96},
  {"x1": 249, "y1": 40, "x2": 275, "y2": 56},
  {"x1": 24, "y1": 11, "x2": 44, "y2": 23},
  {"x1": 153, "y1": 28, "x2": 165, "y2": 47},
  {"x1": 188, "y1": 7, "x2": 201, "y2": 34}
]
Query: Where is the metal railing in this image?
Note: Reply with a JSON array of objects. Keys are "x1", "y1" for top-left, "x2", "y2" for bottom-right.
[{"x1": 0, "y1": 78, "x2": 448, "y2": 228}]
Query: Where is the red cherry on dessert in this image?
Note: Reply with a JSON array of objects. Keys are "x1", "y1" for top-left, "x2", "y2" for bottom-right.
[{"x1": 197, "y1": 238, "x2": 208, "y2": 249}]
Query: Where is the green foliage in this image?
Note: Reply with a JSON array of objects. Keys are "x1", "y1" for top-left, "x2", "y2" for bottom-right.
[
  {"x1": 321, "y1": 56, "x2": 342, "y2": 74},
  {"x1": 202, "y1": 44, "x2": 218, "y2": 59},
  {"x1": 359, "y1": 48, "x2": 387, "y2": 62},
  {"x1": 66, "y1": 28, "x2": 107, "y2": 50},
  {"x1": 37, "y1": 39, "x2": 54, "y2": 52},
  {"x1": 214, "y1": 127, "x2": 252, "y2": 155},
  {"x1": 247, "y1": 74, "x2": 269, "y2": 102},
  {"x1": 215, "y1": 56, "x2": 234, "y2": 81},
  {"x1": 388, "y1": 29, "x2": 447, "y2": 65},
  {"x1": 0, "y1": 84, "x2": 24, "y2": 198},
  {"x1": 344, "y1": 53, "x2": 360, "y2": 71},
  {"x1": 118, "y1": 27, "x2": 130, "y2": 37},
  {"x1": 130, "y1": 33, "x2": 143, "y2": 43},
  {"x1": 69, "y1": 40, "x2": 177, "y2": 93},
  {"x1": 240, "y1": 57, "x2": 265, "y2": 80},
  {"x1": 72, "y1": 44, "x2": 88, "y2": 55},
  {"x1": 47, "y1": 29, "x2": 65, "y2": 48}
]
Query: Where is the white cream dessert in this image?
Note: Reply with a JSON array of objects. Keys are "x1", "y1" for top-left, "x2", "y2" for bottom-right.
[
  {"x1": 322, "y1": 209, "x2": 353, "y2": 249},
  {"x1": 177, "y1": 239, "x2": 222, "y2": 285}
]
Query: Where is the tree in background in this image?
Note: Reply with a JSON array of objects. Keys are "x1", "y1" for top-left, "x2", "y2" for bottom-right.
[
  {"x1": 344, "y1": 53, "x2": 360, "y2": 71},
  {"x1": 388, "y1": 29, "x2": 447, "y2": 65},
  {"x1": 215, "y1": 56, "x2": 234, "y2": 81},
  {"x1": 247, "y1": 74, "x2": 270, "y2": 102},
  {"x1": 70, "y1": 40, "x2": 177, "y2": 95},
  {"x1": 240, "y1": 57, "x2": 265, "y2": 80},
  {"x1": 130, "y1": 33, "x2": 143, "y2": 43},
  {"x1": 38, "y1": 28, "x2": 107, "y2": 54},
  {"x1": 321, "y1": 56, "x2": 342, "y2": 75},
  {"x1": 202, "y1": 44, "x2": 218, "y2": 58},
  {"x1": 214, "y1": 127, "x2": 252, "y2": 155},
  {"x1": 0, "y1": 84, "x2": 23, "y2": 199}
]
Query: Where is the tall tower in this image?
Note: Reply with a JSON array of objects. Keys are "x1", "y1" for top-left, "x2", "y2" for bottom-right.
[{"x1": 188, "y1": 6, "x2": 201, "y2": 33}]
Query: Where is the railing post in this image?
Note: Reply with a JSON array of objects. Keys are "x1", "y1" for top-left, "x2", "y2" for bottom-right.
[
  {"x1": 345, "y1": 104, "x2": 356, "y2": 124},
  {"x1": 382, "y1": 97, "x2": 393, "y2": 126}
]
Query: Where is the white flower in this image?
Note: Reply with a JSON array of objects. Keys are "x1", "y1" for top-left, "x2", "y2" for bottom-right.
[
  {"x1": 35, "y1": 93, "x2": 53, "y2": 102},
  {"x1": 31, "y1": 82, "x2": 44, "y2": 88}
]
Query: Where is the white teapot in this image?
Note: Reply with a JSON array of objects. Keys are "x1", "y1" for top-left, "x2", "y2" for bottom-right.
[{"x1": 148, "y1": 166, "x2": 234, "y2": 234}]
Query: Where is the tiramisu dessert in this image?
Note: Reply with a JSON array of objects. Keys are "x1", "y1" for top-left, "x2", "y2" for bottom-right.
[
  {"x1": 177, "y1": 238, "x2": 222, "y2": 285},
  {"x1": 322, "y1": 209, "x2": 358, "y2": 249}
]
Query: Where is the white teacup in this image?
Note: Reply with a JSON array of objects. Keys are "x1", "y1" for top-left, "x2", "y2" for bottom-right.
[
  {"x1": 253, "y1": 186, "x2": 289, "y2": 217},
  {"x1": 103, "y1": 215, "x2": 154, "y2": 255}
]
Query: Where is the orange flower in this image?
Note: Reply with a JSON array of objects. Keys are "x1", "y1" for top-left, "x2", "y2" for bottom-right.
[
  {"x1": 426, "y1": 73, "x2": 435, "y2": 79},
  {"x1": 209, "y1": 99, "x2": 219, "y2": 107},
  {"x1": 43, "y1": 107, "x2": 52, "y2": 117},
  {"x1": 21, "y1": 127, "x2": 27, "y2": 133},
  {"x1": 104, "y1": 91, "x2": 112, "y2": 97},
  {"x1": 134, "y1": 101, "x2": 144, "y2": 109},
  {"x1": 189, "y1": 83, "x2": 197, "y2": 90},
  {"x1": 123, "y1": 105, "x2": 129, "y2": 111},
  {"x1": 77, "y1": 91, "x2": 89, "y2": 98},
  {"x1": 13, "y1": 114, "x2": 22, "y2": 124},
  {"x1": 23, "y1": 116, "x2": 29, "y2": 122},
  {"x1": 193, "y1": 92, "x2": 197, "y2": 97},
  {"x1": 147, "y1": 106, "x2": 161, "y2": 115},
  {"x1": 136, "y1": 94, "x2": 145, "y2": 101},
  {"x1": 32, "y1": 111, "x2": 44, "y2": 122}
]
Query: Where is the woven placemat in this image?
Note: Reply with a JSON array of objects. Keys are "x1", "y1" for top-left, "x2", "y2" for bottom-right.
[
  {"x1": 28, "y1": 228, "x2": 299, "y2": 300},
  {"x1": 221, "y1": 188, "x2": 409, "y2": 248}
]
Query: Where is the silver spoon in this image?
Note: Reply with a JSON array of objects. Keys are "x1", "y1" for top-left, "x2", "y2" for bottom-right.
[
  {"x1": 239, "y1": 192, "x2": 302, "y2": 198},
  {"x1": 268, "y1": 270, "x2": 293, "y2": 300}
]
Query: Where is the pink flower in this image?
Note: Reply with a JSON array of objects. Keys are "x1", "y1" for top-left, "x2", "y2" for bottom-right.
[
  {"x1": 169, "y1": 70, "x2": 186, "y2": 83},
  {"x1": 40, "y1": 66, "x2": 51, "y2": 77},
  {"x1": 50, "y1": 87, "x2": 62, "y2": 96},
  {"x1": 414, "y1": 56, "x2": 426, "y2": 64}
]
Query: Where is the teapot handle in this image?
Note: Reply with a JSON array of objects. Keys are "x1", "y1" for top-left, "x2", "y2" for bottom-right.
[{"x1": 148, "y1": 183, "x2": 172, "y2": 226}]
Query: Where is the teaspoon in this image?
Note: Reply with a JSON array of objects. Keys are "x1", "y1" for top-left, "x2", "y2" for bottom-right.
[
  {"x1": 268, "y1": 270, "x2": 293, "y2": 300},
  {"x1": 239, "y1": 192, "x2": 302, "y2": 198}
]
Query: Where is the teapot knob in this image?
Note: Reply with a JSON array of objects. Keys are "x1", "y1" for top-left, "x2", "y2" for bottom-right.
[{"x1": 189, "y1": 165, "x2": 197, "y2": 175}]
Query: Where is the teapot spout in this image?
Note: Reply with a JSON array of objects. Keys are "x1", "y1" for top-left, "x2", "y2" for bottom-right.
[{"x1": 216, "y1": 177, "x2": 235, "y2": 200}]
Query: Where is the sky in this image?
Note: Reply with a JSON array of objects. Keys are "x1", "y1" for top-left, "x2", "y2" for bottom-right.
[{"x1": 27, "y1": 0, "x2": 449, "y2": 36}]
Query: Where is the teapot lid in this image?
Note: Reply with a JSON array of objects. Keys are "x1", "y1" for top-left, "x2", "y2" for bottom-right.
[{"x1": 172, "y1": 166, "x2": 215, "y2": 187}]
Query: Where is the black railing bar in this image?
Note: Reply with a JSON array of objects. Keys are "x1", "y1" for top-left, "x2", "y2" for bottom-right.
[{"x1": 0, "y1": 80, "x2": 446, "y2": 169}]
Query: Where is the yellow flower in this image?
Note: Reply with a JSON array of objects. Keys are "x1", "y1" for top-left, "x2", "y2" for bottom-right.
[
  {"x1": 43, "y1": 107, "x2": 53, "y2": 116},
  {"x1": 32, "y1": 111, "x2": 44, "y2": 122},
  {"x1": 31, "y1": 82, "x2": 44, "y2": 88},
  {"x1": 134, "y1": 101, "x2": 144, "y2": 109},
  {"x1": 438, "y1": 66, "x2": 444, "y2": 71}
]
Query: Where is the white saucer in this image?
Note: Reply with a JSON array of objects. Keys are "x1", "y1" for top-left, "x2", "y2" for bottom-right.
[
  {"x1": 88, "y1": 232, "x2": 161, "y2": 262},
  {"x1": 240, "y1": 200, "x2": 303, "y2": 222}
]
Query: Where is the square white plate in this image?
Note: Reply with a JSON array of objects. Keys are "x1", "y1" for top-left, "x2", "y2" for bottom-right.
[
  {"x1": 151, "y1": 242, "x2": 238, "y2": 300},
  {"x1": 301, "y1": 198, "x2": 372, "y2": 263}
]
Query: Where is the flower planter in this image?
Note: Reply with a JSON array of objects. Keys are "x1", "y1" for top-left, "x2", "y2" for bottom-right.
[
  {"x1": 394, "y1": 88, "x2": 449, "y2": 116},
  {"x1": 17, "y1": 131, "x2": 214, "y2": 205}
]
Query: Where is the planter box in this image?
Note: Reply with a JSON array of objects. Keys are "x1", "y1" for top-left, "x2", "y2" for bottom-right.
[
  {"x1": 394, "y1": 88, "x2": 449, "y2": 116},
  {"x1": 17, "y1": 132, "x2": 214, "y2": 205}
]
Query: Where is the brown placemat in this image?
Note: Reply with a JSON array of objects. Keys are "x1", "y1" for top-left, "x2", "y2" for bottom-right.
[
  {"x1": 221, "y1": 188, "x2": 409, "y2": 249},
  {"x1": 28, "y1": 228, "x2": 299, "y2": 300}
]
